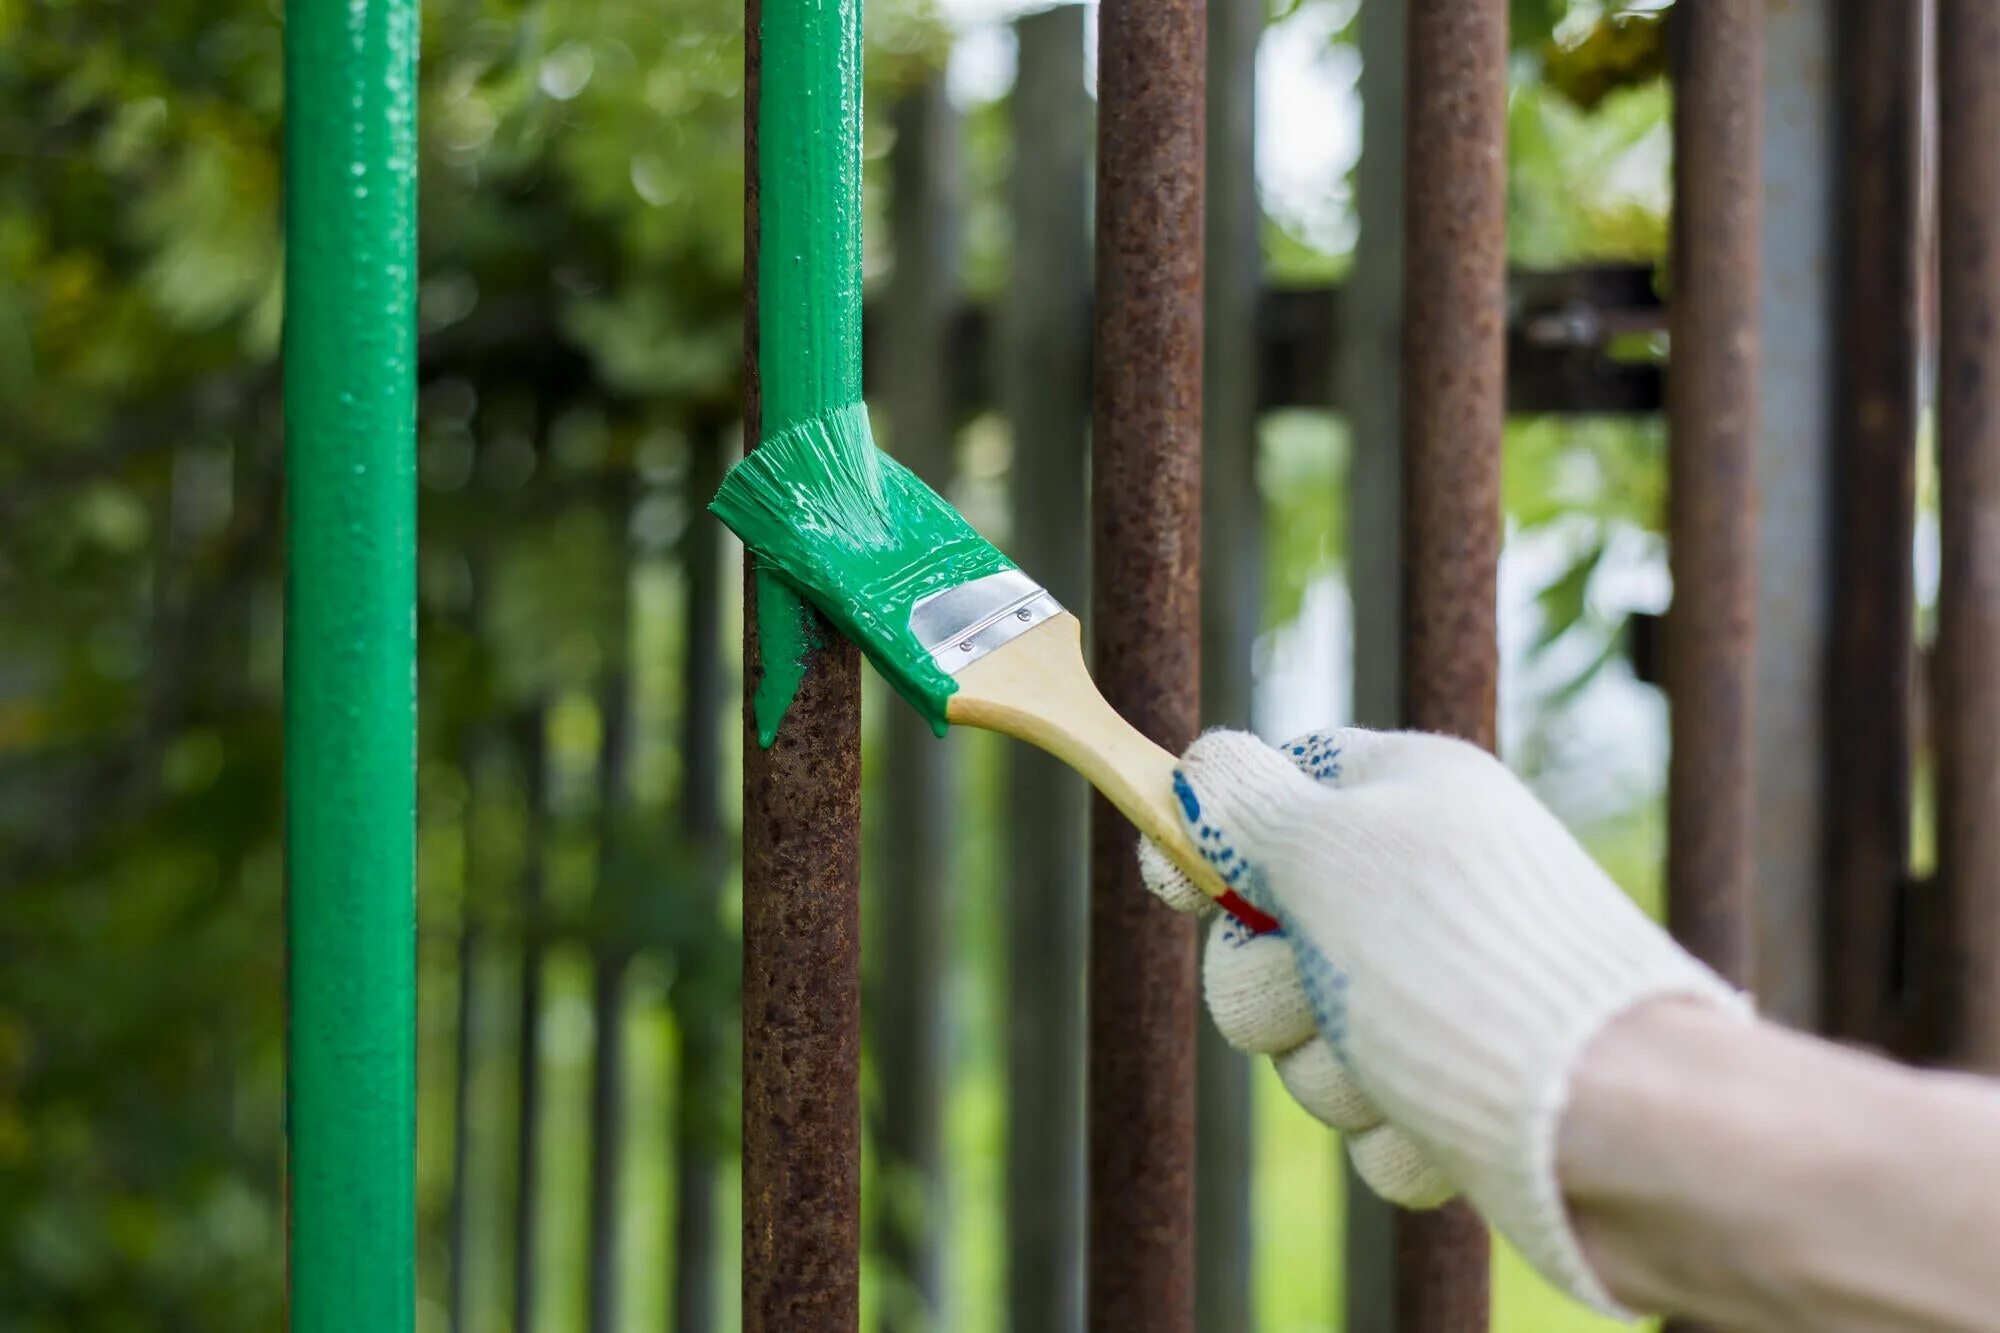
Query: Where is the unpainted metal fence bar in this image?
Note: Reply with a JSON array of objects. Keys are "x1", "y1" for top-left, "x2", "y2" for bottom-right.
[
  {"x1": 1822, "y1": 0, "x2": 1920, "y2": 1049},
  {"x1": 281, "y1": 0, "x2": 419, "y2": 1326},
  {"x1": 740, "y1": 0, "x2": 866, "y2": 1326},
  {"x1": 1345, "y1": 0, "x2": 1407, "y2": 743},
  {"x1": 1087, "y1": 0, "x2": 1205, "y2": 1326},
  {"x1": 1753, "y1": 0, "x2": 1837, "y2": 1033},
  {"x1": 445, "y1": 729, "x2": 484, "y2": 1332},
  {"x1": 1665, "y1": 1, "x2": 1762, "y2": 994},
  {"x1": 1934, "y1": 0, "x2": 2000, "y2": 1072},
  {"x1": 587, "y1": 667, "x2": 634, "y2": 1333},
  {"x1": 1196, "y1": 0, "x2": 1262, "y2": 1325},
  {"x1": 1398, "y1": 0, "x2": 1507, "y2": 1321},
  {"x1": 879, "y1": 74, "x2": 962, "y2": 1326},
  {"x1": 511, "y1": 707, "x2": 548, "y2": 1333},
  {"x1": 1003, "y1": 9, "x2": 1093, "y2": 1329},
  {"x1": 673, "y1": 424, "x2": 730, "y2": 1333},
  {"x1": 1341, "y1": 0, "x2": 1407, "y2": 1313}
]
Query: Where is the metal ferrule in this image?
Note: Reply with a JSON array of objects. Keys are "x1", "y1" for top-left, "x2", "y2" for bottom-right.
[{"x1": 909, "y1": 569, "x2": 1064, "y2": 676}]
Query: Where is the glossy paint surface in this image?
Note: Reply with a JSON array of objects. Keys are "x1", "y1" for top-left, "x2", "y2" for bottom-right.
[
  {"x1": 713, "y1": 402, "x2": 1013, "y2": 739},
  {"x1": 281, "y1": 0, "x2": 419, "y2": 1326},
  {"x1": 749, "y1": 0, "x2": 865, "y2": 742}
]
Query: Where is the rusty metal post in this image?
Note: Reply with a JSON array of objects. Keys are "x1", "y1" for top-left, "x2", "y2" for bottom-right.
[
  {"x1": 1665, "y1": 1, "x2": 1762, "y2": 992},
  {"x1": 1822, "y1": 0, "x2": 1920, "y2": 1048},
  {"x1": 1934, "y1": 0, "x2": 2000, "y2": 1071},
  {"x1": 1395, "y1": 1, "x2": 1507, "y2": 1321},
  {"x1": 1088, "y1": 0, "x2": 1203, "y2": 1326},
  {"x1": 739, "y1": 0, "x2": 865, "y2": 1326}
]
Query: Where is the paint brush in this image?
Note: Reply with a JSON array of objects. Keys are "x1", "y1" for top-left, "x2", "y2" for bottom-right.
[{"x1": 712, "y1": 402, "x2": 1279, "y2": 933}]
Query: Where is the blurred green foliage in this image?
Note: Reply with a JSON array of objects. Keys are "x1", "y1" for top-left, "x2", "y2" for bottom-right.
[{"x1": 0, "y1": 0, "x2": 768, "y2": 1321}]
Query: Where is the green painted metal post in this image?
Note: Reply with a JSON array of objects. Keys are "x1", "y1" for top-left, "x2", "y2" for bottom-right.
[
  {"x1": 282, "y1": 0, "x2": 419, "y2": 1327},
  {"x1": 740, "y1": 0, "x2": 867, "y2": 1325}
]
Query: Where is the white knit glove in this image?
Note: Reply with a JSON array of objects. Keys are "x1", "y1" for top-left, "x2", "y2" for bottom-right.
[{"x1": 1141, "y1": 727, "x2": 1752, "y2": 1317}]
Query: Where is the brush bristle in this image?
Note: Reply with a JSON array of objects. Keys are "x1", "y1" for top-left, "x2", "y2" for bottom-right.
[{"x1": 710, "y1": 403, "x2": 1013, "y2": 734}]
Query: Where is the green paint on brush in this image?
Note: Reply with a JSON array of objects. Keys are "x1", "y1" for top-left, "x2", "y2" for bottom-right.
[
  {"x1": 713, "y1": 402, "x2": 1014, "y2": 741},
  {"x1": 751, "y1": 0, "x2": 865, "y2": 741}
]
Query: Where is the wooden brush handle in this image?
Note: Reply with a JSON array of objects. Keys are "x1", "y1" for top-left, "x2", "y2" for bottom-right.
[{"x1": 947, "y1": 612, "x2": 1278, "y2": 933}]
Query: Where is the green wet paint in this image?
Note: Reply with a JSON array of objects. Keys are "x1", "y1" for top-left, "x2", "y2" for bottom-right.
[
  {"x1": 751, "y1": 0, "x2": 865, "y2": 741},
  {"x1": 713, "y1": 402, "x2": 1014, "y2": 739},
  {"x1": 751, "y1": 566, "x2": 818, "y2": 746},
  {"x1": 283, "y1": 0, "x2": 418, "y2": 1327}
]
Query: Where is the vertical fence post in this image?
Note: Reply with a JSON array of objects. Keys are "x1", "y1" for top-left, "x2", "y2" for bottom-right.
[
  {"x1": 1398, "y1": 0, "x2": 1506, "y2": 1322},
  {"x1": 282, "y1": 0, "x2": 418, "y2": 1326},
  {"x1": 1088, "y1": 0, "x2": 1204, "y2": 1327},
  {"x1": 740, "y1": 0, "x2": 865, "y2": 1326},
  {"x1": 511, "y1": 708, "x2": 548, "y2": 1333},
  {"x1": 1754, "y1": 0, "x2": 1837, "y2": 1032},
  {"x1": 673, "y1": 424, "x2": 728, "y2": 1333},
  {"x1": 1004, "y1": 9, "x2": 1092, "y2": 1330},
  {"x1": 1934, "y1": 0, "x2": 2000, "y2": 1072},
  {"x1": 447, "y1": 732, "x2": 484, "y2": 1332},
  {"x1": 879, "y1": 74, "x2": 962, "y2": 1328},
  {"x1": 1197, "y1": 0, "x2": 1261, "y2": 1326},
  {"x1": 588, "y1": 666, "x2": 633, "y2": 1333},
  {"x1": 1822, "y1": 0, "x2": 1919, "y2": 1048},
  {"x1": 1342, "y1": 2, "x2": 1407, "y2": 1318},
  {"x1": 1666, "y1": 2, "x2": 1762, "y2": 994},
  {"x1": 1345, "y1": 0, "x2": 1407, "y2": 743}
]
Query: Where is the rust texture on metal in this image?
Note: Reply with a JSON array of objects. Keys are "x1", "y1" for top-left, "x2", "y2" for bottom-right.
[
  {"x1": 1400, "y1": 2, "x2": 1504, "y2": 1320},
  {"x1": 1935, "y1": 0, "x2": 2000, "y2": 1072},
  {"x1": 1395, "y1": 2, "x2": 1507, "y2": 1321},
  {"x1": 1087, "y1": 0, "x2": 1204, "y2": 1326},
  {"x1": 1402, "y1": 0, "x2": 1505, "y2": 749},
  {"x1": 739, "y1": 6, "x2": 865, "y2": 1327},
  {"x1": 1665, "y1": 0, "x2": 1762, "y2": 990},
  {"x1": 1821, "y1": 0, "x2": 1919, "y2": 1048}
]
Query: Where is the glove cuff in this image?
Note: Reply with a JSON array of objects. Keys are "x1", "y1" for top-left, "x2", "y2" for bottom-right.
[{"x1": 1338, "y1": 887, "x2": 1752, "y2": 1318}]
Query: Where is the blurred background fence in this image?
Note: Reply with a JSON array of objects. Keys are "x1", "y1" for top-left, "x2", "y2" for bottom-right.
[{"x1": 4, "y1": 1, "x2": 1981, "y2": 1330}]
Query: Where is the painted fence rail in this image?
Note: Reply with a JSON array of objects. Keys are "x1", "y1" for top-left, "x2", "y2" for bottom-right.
[{"x1": 282, "y1": 0, "x2": 419, "y2": 1329}]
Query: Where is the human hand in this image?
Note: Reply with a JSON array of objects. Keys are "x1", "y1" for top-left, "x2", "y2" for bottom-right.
[{"x1": 1141, "y1": 727, "x2": 1749, "y2": 1314}]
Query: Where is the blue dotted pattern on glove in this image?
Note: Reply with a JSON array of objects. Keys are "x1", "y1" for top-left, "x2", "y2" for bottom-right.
[
  {"x1": 1287, "y1": 732, "x2": 1345, "y2": 785},
  {"x1": 1172, "y1": 755, "x2": 1355, "y2": 1061}
]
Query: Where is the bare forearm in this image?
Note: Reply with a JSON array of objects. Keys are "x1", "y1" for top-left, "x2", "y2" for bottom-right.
[{"x1": 1558, "y1": 1002, "x2": 2000, "y2": 1330}]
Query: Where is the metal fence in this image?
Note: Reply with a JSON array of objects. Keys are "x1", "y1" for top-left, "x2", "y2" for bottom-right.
[{"x1": 278, "y1": 0, "x2": 2000, "y2": 1329}]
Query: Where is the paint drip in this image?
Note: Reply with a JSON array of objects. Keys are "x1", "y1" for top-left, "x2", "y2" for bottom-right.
[
  {"x1": 713, "y1": 403, "x2": 1014, "y2": 743},
  {"x1": 749, "y1": 567, "x2": 819, "y2": 747}
]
